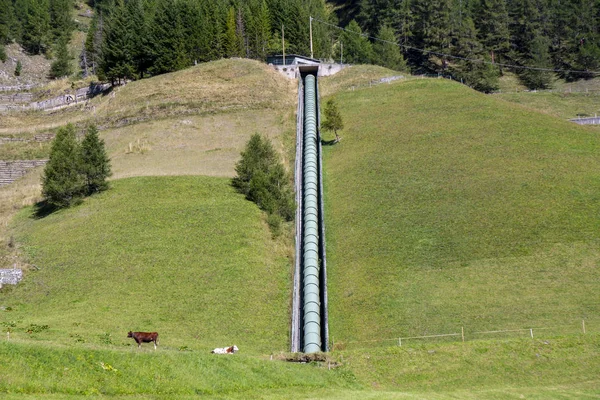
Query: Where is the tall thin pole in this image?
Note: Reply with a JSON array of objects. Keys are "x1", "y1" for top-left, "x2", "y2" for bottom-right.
[
  {"x1": 309, "y1": 16, "x2": 314, "y2": 59},
  {"x1": 282, "y1": 24, "x2": 285, "y2": 66},
  {"x1": 340, "y1": 42, "x2": 343, "y2": 65}
]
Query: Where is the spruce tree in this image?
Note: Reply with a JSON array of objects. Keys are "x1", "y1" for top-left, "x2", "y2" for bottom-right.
[
  {"x1": 223, "y1": 6, "x2": 242, "y2": 57},
  {"x1": 80, "y1": 124, "x2": 111, "y2": 195},
  {"x1": 21, "y1": 0, "x2": 51, "y2": 54},
  {"x1": 232, "y1": 133, "x2": 294, "y2": 222},
  {"x1": 49, "y1": 0, "x2": 73, "y2": 43},
  {"x1": 0, "y1": 0, "x2": 16, "y2": 44},
  {"x1": 149, "y1": 0, "x2": 188, "y2": 75},
  {"x1": 414, "y1": 0, "x2": 452, "y2": 71},
  {"x1": 339, "y1": 20, "x2": 373, "y2": 64},
  {"x1": 374, "y1": 24, "x2": 407, "y2": 71},
  {"x1": 49, "y1": 38, "x2": 73, "y2": 78},
  {"x1": 42, "y1": 124, "x2": 85, "y2": 208},
  {"x1": 127, "y1": 0, "x2": 153, "y2": 78},
  {"x1": 520, "y1": 34, "x2": 554, "y2": 89},
  {"x1": 99, "y1": 0, "x2": 135, "y2": 83},
  {"x1": 475, "y1": 0, "x2": 510, "y2": 67},
  {"x1": 321, "y1": 98, "x2": 344, "y2": 142}
]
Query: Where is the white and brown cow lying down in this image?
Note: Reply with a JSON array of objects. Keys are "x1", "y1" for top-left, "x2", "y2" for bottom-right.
[
  {"x1": 127, "y1": 331, "x2": 159, "y2": 349},
  {"x1": 211, "y1": 345, "x2": 239, "y2": 354}
]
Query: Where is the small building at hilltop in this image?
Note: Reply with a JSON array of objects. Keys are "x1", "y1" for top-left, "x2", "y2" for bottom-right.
[{"x1": 267, "y1": 54, "x2": 344, "y2": 79}]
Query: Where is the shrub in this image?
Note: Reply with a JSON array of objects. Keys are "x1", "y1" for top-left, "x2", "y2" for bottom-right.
[
  {"x1": 233, "y1": 134, "x2": 295, "y2": 224},
  {"x1": 14, "y1": 60, "x2": 21, "y2": 76},
  {"x1": 80, "y1": 124, "x2": 112, "y2": 195},
  {"x1": 42, "y1": 124, "x2": 85, "y2": 208},
  {"x1": 42, "y1": 123, "x2": 111, "y2": 209}
]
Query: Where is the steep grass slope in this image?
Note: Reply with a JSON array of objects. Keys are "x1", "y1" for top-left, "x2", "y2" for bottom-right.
[
  {"x1": 322, "y1": 77, "x2": 600, "y2": 343},
  {"x1": 3, "y1": 176, "x2": 291, "y2": 353}
]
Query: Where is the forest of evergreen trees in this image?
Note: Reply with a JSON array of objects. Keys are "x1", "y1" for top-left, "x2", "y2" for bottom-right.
[{"x1": 1, "y1": 0, "x2": 599, "y2": 91}]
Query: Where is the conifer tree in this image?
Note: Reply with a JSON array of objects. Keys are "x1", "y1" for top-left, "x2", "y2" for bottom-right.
[
  {"x1": 127, "y1": 0, "x2": 153, "y2": 78},
  {"x1": 80, "y1": 124, "x2": 111, "y2": 195},
  {"x1": 475, "y1": 0, "x2": 510, "y2": 67},
  {"x1": 21, "y1": 0, "x2": 51, "y2": 54},
  {"x1": 414, "y1": 0, "x2": 452, "y2": 71},
  {"x1": 339, "y1": 20, "x2": 373, "y2": 64},
  {"x1": 322, "y1": 98, "x2": 344, "y2": 142},
  {"x1": 179, "y1": 0, "x2": 206, "y2": 64},
  {"x1": 150, "y1": 0, "x2": 188, "y2": 75},
  {"x1": 223, "y1": 6, "x2": 242, "y2": 57},
  {"x1": 49, "y1": 0, "x2": 73, "y2": 43},
  {"x1": 84, "y1": 12, "x2": 102, "y2": 75},
  {"x1": 374, "y1": 24, "x2": 407, "y2": 71},
  {"x1": 99, "y1": 0, "x2": 135, "y2": 83},
  {"x1": 519, "y1": 34, "x2": 554, "y2": 89},
  {"x1": 49, "y1": 37, "x2": 73, "y2": 78},
  {"x1": 248, "y1": 0, "x2": 271, "y2": 60},
  {"x1": 42, "y1": 124, "x2": 85, "y2": 208},
  {"x1": 0, "y1": 0, "x2": 16, "y2": 44},
  {"x1": 232, "y1": 133, "x2": 294, "y2": 223}
]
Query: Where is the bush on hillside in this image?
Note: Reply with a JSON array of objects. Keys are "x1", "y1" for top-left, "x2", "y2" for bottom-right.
[
  {"x1": 42, "y1": 124, "x2": 85, "y2": 208},
  {"x1": 80, "y1": 124, "x2": 112, "y2": 195},
  {"x1": 233, "y1": 134, "x2": 295, "y2": 225},
  {"x1": 0, "y1": 45, "x2": 6, "y2": 62},
  {"x1": 42, "y1": 123, "x2": 112, "y2": 209}
]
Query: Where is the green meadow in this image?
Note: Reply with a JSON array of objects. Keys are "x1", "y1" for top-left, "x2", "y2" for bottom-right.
[
  {"x1": 0, "y1": 62, "x2": 599, "y2": 398},
  {"x1": 322, "y1": 77, "x2": 600, "y2": 342},
  {"x1": 2, "y1": 176, "x2": 291, "y2": 353}
]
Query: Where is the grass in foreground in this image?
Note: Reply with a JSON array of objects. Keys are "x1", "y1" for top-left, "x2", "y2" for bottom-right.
[
  {"x1": 322, "y1": 78, "x2": 600, "y2": 344},
  {"x1": 1, "y1": 176, "x2": 291, "y2": 353},
  {"x1": 0, "y1": 335, "x2": 597, "y2": 398}
]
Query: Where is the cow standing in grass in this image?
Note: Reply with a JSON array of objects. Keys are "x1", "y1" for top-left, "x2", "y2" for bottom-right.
[{"x1": 127, "y1": 331, "x2": 159, "y2": 349}]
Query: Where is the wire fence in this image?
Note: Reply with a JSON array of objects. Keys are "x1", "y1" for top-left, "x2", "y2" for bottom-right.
[{"x1": 331, "y1": 319, "x2": 598, "y2": 351}]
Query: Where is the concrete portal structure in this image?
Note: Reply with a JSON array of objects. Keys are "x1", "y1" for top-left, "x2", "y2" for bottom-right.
[{"x1": 268, "y1": 54, "x2": 345, "y2": 79}]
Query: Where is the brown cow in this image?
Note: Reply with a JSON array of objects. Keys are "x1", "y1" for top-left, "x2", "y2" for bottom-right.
[{"x1": 127, "y1": 331, "x2": 159, "y2": 349}]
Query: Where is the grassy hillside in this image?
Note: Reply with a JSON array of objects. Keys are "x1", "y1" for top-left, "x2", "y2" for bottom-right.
[
  {"x1": 322, "y1": 77, "x2": 600, "y2": 344},
  {"x1": 495, "y1": 91, "x2": 600, "y2": 121},
  {"x1": 0, "y1": 59, "x2": 295, "y2": 134},
  {"x1": 2, "y1": 176, "x2": 291, "y2": 353}
]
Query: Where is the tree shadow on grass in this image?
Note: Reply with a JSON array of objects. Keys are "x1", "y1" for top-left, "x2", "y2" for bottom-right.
[
  {"x1": 32, "y1": 200, "x2": 59, "y2": 219},
  {"x1": 321, "y1": 138, "x2": 341, "y2": 146}
]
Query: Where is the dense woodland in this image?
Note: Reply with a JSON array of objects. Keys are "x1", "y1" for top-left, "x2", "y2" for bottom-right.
[{"x1": 0, "y1": 0, "x2": 599, "y2": 91}]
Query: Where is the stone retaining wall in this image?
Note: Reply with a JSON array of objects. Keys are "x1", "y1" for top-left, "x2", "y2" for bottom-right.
[
  {"x1": 0, "y1": 160, "x2": 48, "y2": 187},
  {"x1": 0, "y1": 269, "x2": 22, "y2": 285}
]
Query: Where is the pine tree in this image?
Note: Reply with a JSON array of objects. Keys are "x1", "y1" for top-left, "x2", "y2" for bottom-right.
[
  {"x1": 248, "y1": 0, "x2": 271, "y2": 60},
  {"x1": 99, "y1": 0, "x2": 135, "y2": 83},
  {"x1": 49, "y1": 0, "x2": 73, "y2": 43},
  {"x1": 232, "y1": 133, "x2": 295, "y2": 223},
  {"x1": 223, "y1": 6, "x2": 242, "y2": 57},
  {"x1": 150, "y1": 0, "x2": 188, "y2": 75},
  {"x1": 321, "y1": 98, "x2": 344, "y2": 142},
  {"x1": 339, "y1": 19, "x2": 373, "y2": 64},
  {"x1": 414, "y1": 0, "x2": 452, "y2": 71},
  {"x1": 42, "y1": 124, "x2": 85, "y2": 208},
  {"x1": 126, "y1": 0, "x2": 153, "y2": 78},
  {"x1": 80, "y1": 124, "x2": 111, "y2": 195},
  {"x1": 520, "y1": 33, "x2": 554, "y2": 89},
  {"x1": 374, "y1": 24, "x2": 407, "y2": 71},
  {"x1": 475, "y1": 0, "x2": 510, "y2": 67},
  {"x1": 21, "y1": 0, "x2": 51, "y2": 54},
  {"x1": 49, "y1": 37, "x2": 73, "y2": 78},
  {"x1": 0, "y1": 0, "x2": 16, "y2": 44}
]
